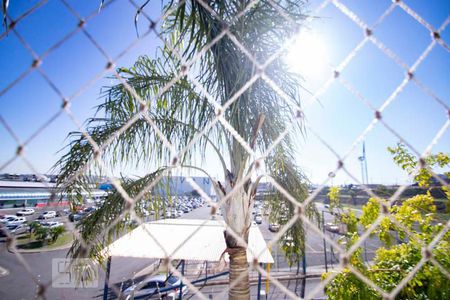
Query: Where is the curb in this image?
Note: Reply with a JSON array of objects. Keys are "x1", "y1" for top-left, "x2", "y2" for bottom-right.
[{"x1": 9, "y1": 242, "x2": 72, "y2": 254}]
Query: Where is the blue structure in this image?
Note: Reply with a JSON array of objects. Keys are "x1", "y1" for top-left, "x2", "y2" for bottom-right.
[{"x1": 153, "y1": 176, "x2": 214, "y2": 197}]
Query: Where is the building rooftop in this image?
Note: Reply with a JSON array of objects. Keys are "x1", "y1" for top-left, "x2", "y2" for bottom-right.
[{"x1": 103, "y1": 219, "x2": 274, "y2": 263}]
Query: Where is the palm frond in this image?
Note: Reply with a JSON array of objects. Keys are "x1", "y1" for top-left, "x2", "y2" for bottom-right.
[
  {"x1": 54, "y1": 55, "x2": 219, "y2": 190},
  {"x1": 68, "y1": 169, "x2": 168, "y2": 263},
  {"x1": 264, "y1": 140, "x2": 318, "y2": 266},
  {"x1": 162, "y1": 1, "x2": 306, "y2": 178},
  {"x1": 2, "y1": 0, "x2": 8, "y2": 31}
]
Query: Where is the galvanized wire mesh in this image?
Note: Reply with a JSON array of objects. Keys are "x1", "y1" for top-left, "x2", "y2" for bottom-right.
[{"x1": 0, "y1": 0, "x2": 449, "y2": 299}]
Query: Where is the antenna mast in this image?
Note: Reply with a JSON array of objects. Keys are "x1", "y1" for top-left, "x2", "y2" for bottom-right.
[{"x1": 358, "y1": 142, "x2": 369, "y2": 185}]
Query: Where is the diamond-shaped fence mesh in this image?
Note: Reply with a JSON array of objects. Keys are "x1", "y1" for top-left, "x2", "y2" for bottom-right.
[{"x1": 0, "y1": 0, "x2": 449, "y2": 299}]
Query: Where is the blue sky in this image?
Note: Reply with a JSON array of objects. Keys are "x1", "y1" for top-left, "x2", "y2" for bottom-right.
[{"x1": 0, "y1": 0, "x2": 449, "y2": 186}]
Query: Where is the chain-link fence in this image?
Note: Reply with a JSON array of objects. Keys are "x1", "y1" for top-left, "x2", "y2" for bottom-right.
[{"x1": 0, "y1": 0, "x2": 449, "y2": 299}]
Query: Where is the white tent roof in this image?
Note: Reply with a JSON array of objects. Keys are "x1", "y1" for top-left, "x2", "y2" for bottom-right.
[{"x1": 102, "y1": 219, "x2": 274, "y2": 263}]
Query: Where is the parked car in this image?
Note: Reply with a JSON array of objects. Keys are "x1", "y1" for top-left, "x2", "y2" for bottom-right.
[
  {"x1": 38, "y1": 211, "x2": 56, "y2": 220},
  {"x1": 123, "y1": 275, "x2": 187, "y2": 299},
  {"x1": 254, "y1": 214, "x2": 263, "y2": 224},
  {"x1": 84, "y1": 206, "x2": 97, "y2": 213},
  {"x1": 325, "y1": 222, "x2": 346, "y2": 234},
  {"x1": 6, "y1": 216, "x2": 27, "y2": 226},
  {"x1": 69, "y1": 211, "x2": 86, "y2": 222},
  {"x1": 56, "y1": 209, "x2": 70, "y2": 217},
  {"x1": 269, "y1": 223, "x2": 280, "y2": 232},
  {"x1": 324, "y1": 222, "x2": 339, "y2": 233},
  {"x1": 0, "y1": 215, "x2": 17, "y2": 224},
  {"x1": 7, "y1": 224, "x2": 31, "y2": 235},
  {"x1": 16, "y1": 208, "x2": 35, "y2": 216},
  {"x1": 41, "y1": 221, "x2": 64, "y2": 229}
]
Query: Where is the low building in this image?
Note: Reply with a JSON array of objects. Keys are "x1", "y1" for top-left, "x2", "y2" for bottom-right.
[{"x1": 0, "y1": 181, "x2": 107, "y2": 209}]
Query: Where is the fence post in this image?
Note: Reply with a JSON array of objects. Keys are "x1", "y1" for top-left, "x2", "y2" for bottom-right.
[
  {"x1": 178, "y1": 260, "x2": 185, "y2": 300},
  {"x1": 257, "y1": 263, "x2": 262, "y2": 300},
  {"x1": 103, "y1": 256, "x2": 112, "y2": 300},
  {"x1": 300, "y1": 253, "x2": 306, "y2": 298},
  {"x1": 265, "y1": 257, "x2": 271, "y2": 296}
]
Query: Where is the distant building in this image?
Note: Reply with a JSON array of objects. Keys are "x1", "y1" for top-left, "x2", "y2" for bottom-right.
[
  {"x1": 256, "y1": 182, "x2": 274, "y2": 194},
  {"x1": 0, "y1": 174, "x2": 213, "y2": 209},
  {"x1": 0, "y1": 185, "x2": 107, "y2": 209}
]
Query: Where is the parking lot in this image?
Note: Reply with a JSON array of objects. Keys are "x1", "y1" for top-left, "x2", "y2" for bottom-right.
[{"x1": 0, "y1": 200, "x2": 381, "y2": 299}]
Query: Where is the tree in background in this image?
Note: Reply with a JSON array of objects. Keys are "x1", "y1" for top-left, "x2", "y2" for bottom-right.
[
  {"x1": 374, "y1": 184, "x2": 391, "y2": 198},
  {"x1": 49, "y1": 226, "x2": 65, "y2": 243},
  {"x1": 51, "y1": 1, "x2": 315, "y2": 298},
  {"x1": 31, "y1": 223, "x2": 49, "y2": 244},
  {"x1": 323, "y1": 145, "x2": 450, "y2": 299},
  {"x1": 328, "y1": 186, "x2": 341, "y2": 212},
  {"x1": 30, "y1": 223, "x2": 65, "y2": 245}
]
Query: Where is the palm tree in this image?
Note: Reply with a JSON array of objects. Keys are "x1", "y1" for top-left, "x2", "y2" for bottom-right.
[{"x1": 54, "y1": 1, "x2": 316, "y2": 299}]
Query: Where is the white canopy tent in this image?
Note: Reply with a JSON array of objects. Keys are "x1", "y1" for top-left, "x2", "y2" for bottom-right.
[{"x1": 102, "y1": 219, "x2": 274, "y2": 263}]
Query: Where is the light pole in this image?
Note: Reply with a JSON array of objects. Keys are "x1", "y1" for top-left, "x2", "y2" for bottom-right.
[{"x1": 358, "y1": 142, "x2": 369, "y2": 262}]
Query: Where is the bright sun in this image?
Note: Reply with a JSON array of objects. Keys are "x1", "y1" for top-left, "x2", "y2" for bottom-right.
[{"x1": 285, "y1": 30, "x2": 329, "y2": 78}]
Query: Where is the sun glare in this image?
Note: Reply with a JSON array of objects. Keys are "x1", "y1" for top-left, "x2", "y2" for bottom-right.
[{"x1": 285, "y1": 30, "x2": 329, "y2": 78}]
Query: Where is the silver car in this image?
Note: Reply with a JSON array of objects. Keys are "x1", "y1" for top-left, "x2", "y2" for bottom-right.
[
  {"x1": 123, "y1": 274, "x2": 186, "y2": 299},
  {"x1": 6, "y1": 216, "x2": 27, "y2": 226},
  {"x1": 269, "y1": 223, "x2": 280, "y2": 232},
  {"x1": 0, "y1": 224, "x2": 30, "y2": 236}
]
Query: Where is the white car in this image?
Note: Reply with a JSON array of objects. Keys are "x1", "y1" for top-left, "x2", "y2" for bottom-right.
[
  {"x1": 39, "y1": 211, "x2": 56, "y2": 219},
  {"x1": 254, "y1": 215, "x2": 263, "y2": 224},
  {"x1": 0, "y1": 215, "x2": 17, "y2": 224},
  {"x1": 6, "y1": 216, "x2": 27, "y2": 226},
  {"x1": 8, "y1": 224, "x2": 30, "y2": 235},
  {"x1": 123, "y1": 275, "x2": 187, "y2": 299},
  {"x1": 41, "y1": 221, "x2": 64, "y2": 229},
  {"x1": 325, "y1": 222, "x2": 340, "y2": 233},
  {"x1": 16, "y1": 208, "x2": 35, "y2": 216}
]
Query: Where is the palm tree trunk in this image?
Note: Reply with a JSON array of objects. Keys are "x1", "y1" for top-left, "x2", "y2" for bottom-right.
[
  {"x1": 224, "y1": 225, "x2": 251, "y2": 300},
  {"x1": 228, "y1": 247, "x2": 250, "y2": 300},
  {"x1": 221, "y1": 178, "x2": 252, "y2": 299}
]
